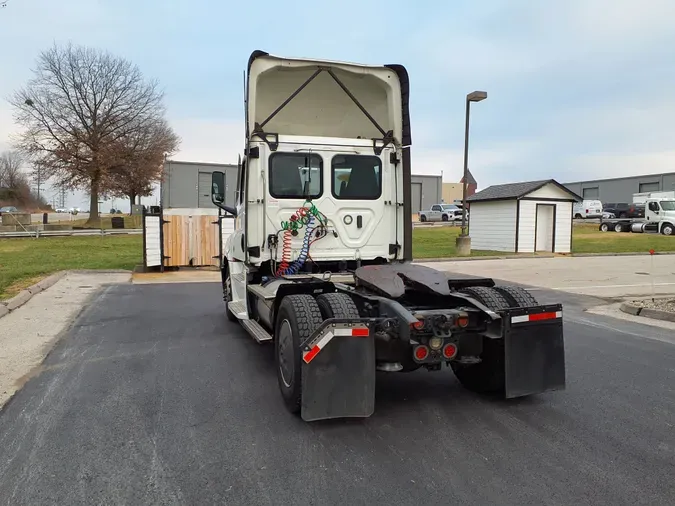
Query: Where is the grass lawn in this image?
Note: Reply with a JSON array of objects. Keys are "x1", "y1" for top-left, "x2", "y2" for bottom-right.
[
  {"x1": 1, "y1": 223, "x2": 672, "y2": 300},
  {"x1": 571, "y1": 223, "x2": 675, "y2": 254},
  {"x1": 412, "y1": 226, "x2": 504, "y2": 259},
  {"x1": 0, "y1": 235, "x2": 142, "y2": 300}
]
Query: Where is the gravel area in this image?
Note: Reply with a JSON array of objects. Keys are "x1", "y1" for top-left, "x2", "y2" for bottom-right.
[
  {"x1": 0, "y1": 271, "x2": 131, "y2": 408},
  {"x1": 629, "y1": 298, "x2": 675, "y2": 312}
]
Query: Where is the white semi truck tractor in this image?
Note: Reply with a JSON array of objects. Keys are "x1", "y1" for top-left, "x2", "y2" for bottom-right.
[{"x1": 209, "y1": 50, "x2": 566, "y2": 422}]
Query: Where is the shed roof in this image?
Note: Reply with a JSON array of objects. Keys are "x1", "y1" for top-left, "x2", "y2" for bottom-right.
[{"x1": 467, "y1": 179, "x2": 581, "y2": 203}]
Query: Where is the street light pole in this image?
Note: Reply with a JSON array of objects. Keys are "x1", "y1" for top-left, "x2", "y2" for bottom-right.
[
  {"x1": 460, "y1": 98, "x2": 471, "y2": 237},
  {"x1": 456, "y1": 90, "x2": 487, "y2": 255}
]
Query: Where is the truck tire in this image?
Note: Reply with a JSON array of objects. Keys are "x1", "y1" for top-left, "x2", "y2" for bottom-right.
[
  {"x1": 222, "y1": 268, "x2": 238, "y2": 322},
  {"x1": 275, "y1": 294, "x2": 323, "y2": 414},
  {"x1": 600, "y1": 223, "x2": 609, "y2": 232},
  {"x1": 316, "y1": 292, "x2": 360, "y2": 319},
  {"x1": 614, "y1": 223, "x2": 624, "y2": 232},
  {"x1": 451, "y1": 287, "x2": 510, "y2": 395},
  {"x1": 420, "y1": 215, "x2": 427, "y2": 222},
  {"x1": 493, "y1": 285, "x2": 539, "y2": 308},
  {"x1": 661, "y1": 223, "x2": 674, "y2": 236},
  {"x1": 442, "y1": 214, "x2": 449, "y2": 222}
]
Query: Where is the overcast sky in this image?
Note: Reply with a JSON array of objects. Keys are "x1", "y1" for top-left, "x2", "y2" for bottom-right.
[{"x1": 1, "y1": 0, "x2": 674, "y2": 211}]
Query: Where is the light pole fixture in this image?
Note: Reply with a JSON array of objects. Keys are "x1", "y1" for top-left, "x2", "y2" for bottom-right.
[{"x1": 460, "y1": 90, "x2": 487, "y2": 237}]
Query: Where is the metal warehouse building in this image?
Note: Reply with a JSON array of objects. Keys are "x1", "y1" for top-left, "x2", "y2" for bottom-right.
[
  {"x1": 161, "y1": 160, "x2": 443, "y2": 215},
  {"x1": 564, "y1": 172, "x2": 675, "y2": 203},
  {"x1": 411, "y1": 175, "x2": 442, "y2": 214},
  {"x1": 161, "y1": 160, "x2": 239, "y2": 209}
]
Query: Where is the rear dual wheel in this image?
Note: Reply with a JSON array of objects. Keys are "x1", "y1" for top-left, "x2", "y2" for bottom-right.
[
  {"x1": 451, "y1": 286, "x2": 538, "y2": 395},
  {"x1": 275, "y1": 292, "x2": 359, "y2": 414}
]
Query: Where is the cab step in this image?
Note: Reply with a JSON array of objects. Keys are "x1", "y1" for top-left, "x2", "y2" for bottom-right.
[
  {"x1": 227, "y1": 301, "x2": 247, "y2": 319},
  {"x1": 241, "y1": 319, "x2": 273, "y2": 343}
]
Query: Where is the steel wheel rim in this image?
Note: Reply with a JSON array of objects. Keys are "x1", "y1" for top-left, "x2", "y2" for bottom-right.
[
  {"x1": 225, "y1": 275, "x2": 232, "y2": 302},
  {"x1": 278, "y1": 319, "x2": 294, "y2": 388}
]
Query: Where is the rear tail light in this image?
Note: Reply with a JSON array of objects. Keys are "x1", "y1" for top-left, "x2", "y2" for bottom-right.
[
  {"x1": 443, "y1": 343, "x2": 458, "y2": 359},
  {"x1": 414, "y1": 345, "x2": 429, "y2": 361},
  {"x1": 456, "y1": 315, "x2": 469, "y2": 328},
  {"x1": 411, "y1": 320, "x2": 424, "y2": 330}
]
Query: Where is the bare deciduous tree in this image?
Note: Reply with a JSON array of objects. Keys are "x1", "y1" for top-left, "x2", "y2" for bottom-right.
[
  {"x1": 10, "y1": 42, "x2": 179, "y2": 225},
  {"x1": 108, "y1": 118, "x2": 179, "y2": 209},
  {"x1": 0, "y1": 150, "x2": 25, "y2": 189}
]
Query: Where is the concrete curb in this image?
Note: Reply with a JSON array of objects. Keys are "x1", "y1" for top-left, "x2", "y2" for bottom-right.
[
  {"x1": 619, "y1": 302, "x2": 675, "y2": 323},
  {"x1": 0, "y1": 269, "x2": 134, "y2": 319},
  {"x1": 0, "y1": 271, "x2": 68, "y2": 316}
]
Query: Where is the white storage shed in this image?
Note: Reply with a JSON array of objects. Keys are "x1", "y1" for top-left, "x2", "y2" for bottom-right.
[{"x1": 467, "y1": 179, "x2": 581, "y2": 254}]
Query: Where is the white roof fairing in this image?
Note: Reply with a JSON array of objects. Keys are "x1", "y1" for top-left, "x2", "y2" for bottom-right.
[{"x1": 246, "y1": 52, "x2": 405, "y2": 146}]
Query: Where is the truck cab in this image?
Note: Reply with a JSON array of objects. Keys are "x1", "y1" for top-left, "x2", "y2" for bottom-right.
[
  {"x1": 222, "y1": 51, "x2": 411, "y2": 278},
  {"x1": 645, "y1": 198, "x2": 675, "y2": 235}
]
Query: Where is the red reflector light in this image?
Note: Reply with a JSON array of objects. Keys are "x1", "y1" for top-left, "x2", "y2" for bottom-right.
[
  {"x1": 529, "y1": 311, "x2": 558, "y2": 321},
  {"x1": 443, "y1": 343, "x2": 458, "y2": 359},
  {"x1": 352, "y1": 328, "x2": 369, "y2": 337},
  {"x1": 414, "y1": 345, "x2": 429, "y2": 361},
  {"x1": 456, "y1": 315, "x2": 469, "y2": 328}
]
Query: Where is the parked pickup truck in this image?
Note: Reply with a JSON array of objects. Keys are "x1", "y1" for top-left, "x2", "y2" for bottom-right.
[{"x1": 419, "y1": 204, "x2": 467, "y2": 222}]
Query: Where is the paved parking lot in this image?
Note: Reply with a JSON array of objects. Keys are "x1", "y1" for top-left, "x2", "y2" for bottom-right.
[
  {"x1": 1, "y1": 280, "x2": 674, "y2": 505},
  {"x1": 423, "y1": 254, "x2": 675, "y2": 298}
]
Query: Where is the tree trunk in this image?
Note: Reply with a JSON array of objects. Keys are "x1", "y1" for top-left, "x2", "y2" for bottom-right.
[
  {"x1": 128, "y1": 192, "x2": 137, "y2": 212},
  {"x1": 85, "y1": 176, "x2": 100, "y2": 227}
]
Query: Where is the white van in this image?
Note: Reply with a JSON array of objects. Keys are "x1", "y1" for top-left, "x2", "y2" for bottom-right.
[{"x1": 573, "y1": 200, "x2": 603, "y2": 219}]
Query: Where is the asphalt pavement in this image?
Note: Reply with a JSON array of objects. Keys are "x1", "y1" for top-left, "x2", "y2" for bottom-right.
[{"x1": 0, "y1": 282, "x2": 674, "y2": 505}]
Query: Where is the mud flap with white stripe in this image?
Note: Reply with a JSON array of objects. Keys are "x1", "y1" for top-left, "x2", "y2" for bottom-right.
[
  {"x1": 502, "y1": 304, "x2": 566, "y2": 398},
  {"x1": 300, "y1": 318, "x2": 376, "y2": 422}
]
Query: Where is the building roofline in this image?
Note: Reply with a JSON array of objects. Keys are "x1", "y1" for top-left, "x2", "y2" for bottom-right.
[
  {"x1": 164, "y1": 159, "x2": 238, "y2": 168},
  {"x1": 563, "y1": 171, "x2": 675, "y2": 186},
  {"x1": 468, "y1": 179, "x2": 582, "y2": 203}
]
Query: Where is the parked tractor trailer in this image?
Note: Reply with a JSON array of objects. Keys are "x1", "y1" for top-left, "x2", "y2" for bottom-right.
[
  {"x1": 209, "y1": 50, "x2": 566, "y2": 421},
  {"x1": 599, "y1": 198, "x2": 675, "y2": 235}
]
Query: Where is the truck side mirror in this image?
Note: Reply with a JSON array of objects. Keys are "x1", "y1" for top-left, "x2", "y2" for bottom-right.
[
  {"x1": 211, "y1": 171, "x2": 238, "y2": 217},
  {"x1": 212, "y1": 171, "x2": 225, "y2": 203}
]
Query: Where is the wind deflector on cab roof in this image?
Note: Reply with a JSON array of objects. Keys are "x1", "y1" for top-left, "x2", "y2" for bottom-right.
[{"x1": 245, "y1": 50, "x2": 410, "y2": 155}]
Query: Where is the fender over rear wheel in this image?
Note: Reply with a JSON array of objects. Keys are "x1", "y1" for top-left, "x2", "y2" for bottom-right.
[
  {"x1": 451, "y1": 287, "x2": 510, "y2": 395},
  {"x1": 275, "y1": 294, "x2": 323, "y2": 414}
]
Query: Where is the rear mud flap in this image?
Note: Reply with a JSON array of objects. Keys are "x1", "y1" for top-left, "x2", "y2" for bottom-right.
[
  {"x1": 300, "y1": 319, "x2": 376, "y2": 422},
  {"x1": 501, "y1": 304, "x2": 566, "y2": 398}
]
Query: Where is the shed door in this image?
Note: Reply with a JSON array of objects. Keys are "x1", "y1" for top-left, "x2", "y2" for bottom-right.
[
  {"x1": 411, "y1": 183, "x2": 422, "y2": 215},
  {"x1": 535, "y1": 204, "x2": 555, "y2": 252},
  {"x1": 198, "y1": 172, "x2": 218, "y2": 208}
]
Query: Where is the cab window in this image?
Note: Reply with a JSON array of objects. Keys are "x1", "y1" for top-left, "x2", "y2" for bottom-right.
[
  {"x1": 269, "y1": 152, "x2": 322, "y2": 199},
  {"x1": 332, "y1": 155, "x2": 382, "y2": 200}
]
